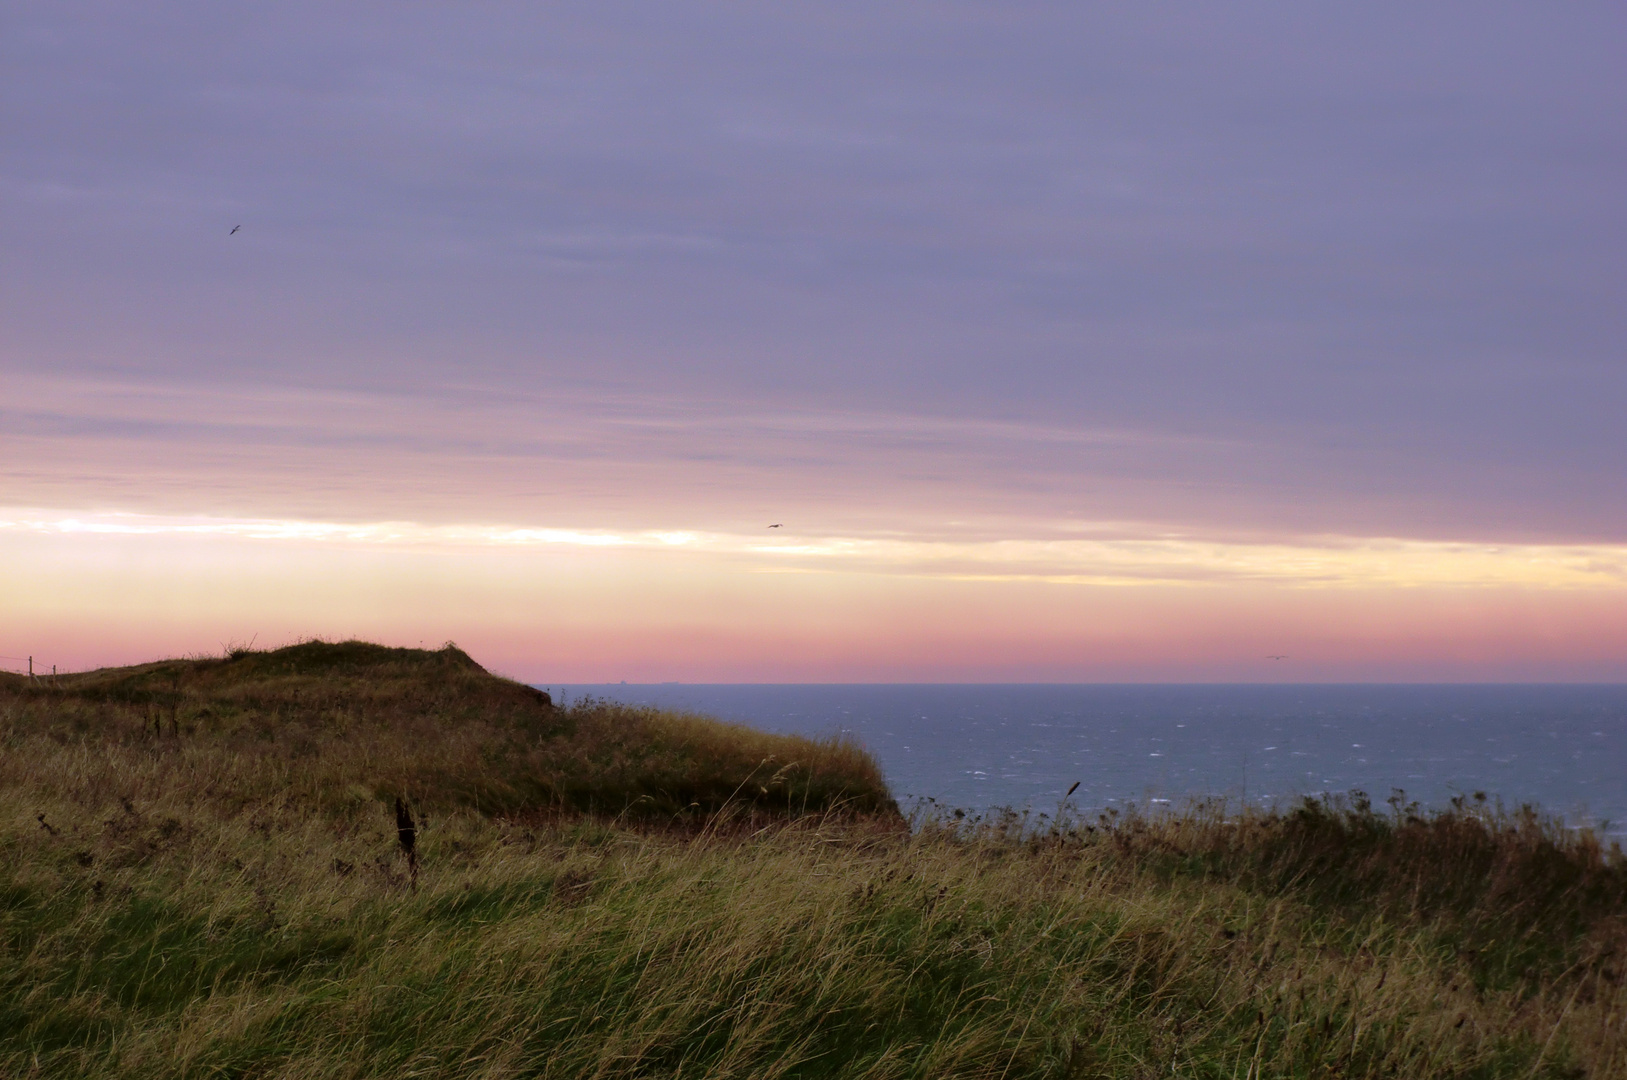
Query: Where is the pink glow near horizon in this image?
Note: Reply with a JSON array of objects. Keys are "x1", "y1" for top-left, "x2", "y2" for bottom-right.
[{"x1": 4, "y1": 514, "x2": 1624, "y2": 682}]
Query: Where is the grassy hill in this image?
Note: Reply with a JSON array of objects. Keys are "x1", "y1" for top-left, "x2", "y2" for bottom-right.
[
  {"x1": 0, "y1": 639, "x2": 894, "y2": 820},
  {"x1": 2, "y1": 642, "x2": 1624, "y2": 1078}
]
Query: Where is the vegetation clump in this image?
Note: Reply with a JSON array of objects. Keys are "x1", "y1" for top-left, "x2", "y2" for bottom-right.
[{"x1": 1, "y1": 642, "x2": 1623, "y2": 1078}]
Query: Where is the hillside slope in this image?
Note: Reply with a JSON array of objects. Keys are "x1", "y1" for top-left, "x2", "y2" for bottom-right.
[
  {"x1": 0, "y1": 640, "x2": 894, "y2": 819},
  {"x1": 3, "y1": 645, "x2": 1622, "y2": 1077}
]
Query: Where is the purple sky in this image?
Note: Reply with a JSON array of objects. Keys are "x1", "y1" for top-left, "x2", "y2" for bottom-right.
[{"x1": 3, "y1": 3, "x2": 1625, "y2": 678}]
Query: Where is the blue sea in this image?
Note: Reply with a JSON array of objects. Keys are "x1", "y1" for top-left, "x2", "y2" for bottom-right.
[{"x1": 554, "y1": 684, "x2": 1627, "y2": 835}]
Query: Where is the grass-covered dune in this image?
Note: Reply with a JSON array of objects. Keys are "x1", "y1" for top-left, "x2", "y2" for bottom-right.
[{"x1": 3, "y1": 642, "x2": 1625, "y2": 1078}]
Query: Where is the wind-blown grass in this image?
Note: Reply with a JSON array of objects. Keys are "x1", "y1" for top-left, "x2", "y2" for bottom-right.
[
  {"x1": 2, "y1": 642, "x2": 1623, "y2": 1078},
  {"x1": 0, "y1": 639, "x2": 893, "y2": 820}
]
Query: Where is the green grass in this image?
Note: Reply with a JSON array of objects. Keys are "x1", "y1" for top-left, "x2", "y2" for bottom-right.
[{"x1": 2, "y1": 642, "x2": 1623, "y2": 1078}]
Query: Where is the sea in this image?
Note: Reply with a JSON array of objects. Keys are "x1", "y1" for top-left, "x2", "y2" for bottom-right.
[{"x1": 552, "y1": 684, "x2": 1627, "y2": 836}]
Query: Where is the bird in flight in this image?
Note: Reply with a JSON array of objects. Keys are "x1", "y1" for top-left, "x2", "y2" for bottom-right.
[
  {"x1": 229, "y1": 225, "x2": 241, "y2": 235},
  {"x1": 1265, "y1": 654, "x2": 1288, "y2": 660},
  {"x1": 767, "y1": 524, "x2": 782, "y2": 528}
]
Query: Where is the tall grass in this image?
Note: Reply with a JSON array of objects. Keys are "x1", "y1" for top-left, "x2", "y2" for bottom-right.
[
  {"x1": 2, "y1": 643, "x2": 1622, "y2": 1078},
  {"x1": 0, "y1": 640, "x2": 894, "y2": 820}
]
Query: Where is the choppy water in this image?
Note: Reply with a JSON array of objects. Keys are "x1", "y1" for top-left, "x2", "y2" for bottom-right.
[{"x1": 553, "y1": 684, "x2": 1627, "y2": 835}]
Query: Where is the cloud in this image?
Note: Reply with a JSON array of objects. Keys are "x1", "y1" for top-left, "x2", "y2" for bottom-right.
[
  {"x1": 6, "y1": 505, "x2": 1625, "y2": 593},
  {"x1": 1, "y1": 2, "x2": 1623, "y2": 577}
]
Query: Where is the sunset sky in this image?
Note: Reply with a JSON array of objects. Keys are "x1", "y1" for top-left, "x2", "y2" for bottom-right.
[{"x1": 4, "y1": 2, "x2": 1624, "y2": 681}]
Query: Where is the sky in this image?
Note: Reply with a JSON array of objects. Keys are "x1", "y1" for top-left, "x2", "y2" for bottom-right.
[{"x1": 2, "y1": 1, "x2": 1624, "y2": 681}]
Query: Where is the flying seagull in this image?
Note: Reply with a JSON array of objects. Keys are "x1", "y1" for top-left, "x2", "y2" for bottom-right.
[
  {"x1": 229, "y1": 225, "x2": 241, "y2": 235},
  {"x1": 767, "y1": 524, "x2": 782, "y2": 528},
  {"x1": 1265, "y1": 654, "x2": 1288, "y2": 660}
]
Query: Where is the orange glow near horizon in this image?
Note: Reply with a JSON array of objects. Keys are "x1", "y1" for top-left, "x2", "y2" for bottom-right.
[{"x1": 5, "y1": 507, "x2": 1625, "y2": 683}]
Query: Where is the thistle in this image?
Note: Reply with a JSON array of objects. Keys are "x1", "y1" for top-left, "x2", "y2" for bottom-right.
[{"x1": 395, "y1": 796, "x2": 418, "y2": 891}]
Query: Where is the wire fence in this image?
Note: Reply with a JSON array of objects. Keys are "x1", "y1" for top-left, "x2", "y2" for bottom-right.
[{"x1": 0, "y1": 653, "x2": 59, "y2": 679}]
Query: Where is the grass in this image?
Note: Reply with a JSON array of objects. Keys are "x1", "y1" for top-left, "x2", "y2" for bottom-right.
[
  {"x1": 2, "y1": 641, "x2": 1624, "y2": 1078},
  {"x1": 0, "y1": 639, "x2": 893, "y2": 820}
]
